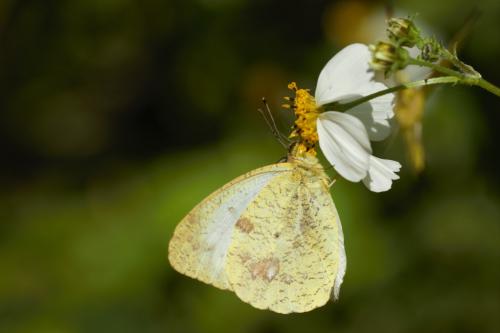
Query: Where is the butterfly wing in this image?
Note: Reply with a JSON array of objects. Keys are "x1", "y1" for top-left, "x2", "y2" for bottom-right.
[
  {"x1": 168, "y1": 163, "x2": 294, "y2": 290},
  {"x1": 224, "y1": 163, "x2": 346, "y2": 313}
]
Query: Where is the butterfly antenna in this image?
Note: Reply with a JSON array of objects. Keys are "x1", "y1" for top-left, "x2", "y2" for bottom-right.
[
  {"x1": 257, "y1": 107, "x2": 289, "y2": 149},
  {"x1": 258, "y1": 97, "x2": 290, "y2": 148},
  {"x1": 263, "y1": 98, "x2": 292, "y2": 143},
  {"x1": 262, "y1": 97, "x2": 290, "y2": 143}
]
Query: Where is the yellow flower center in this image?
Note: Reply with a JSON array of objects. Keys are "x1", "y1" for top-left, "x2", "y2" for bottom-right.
[{"x1": 282, "y1": 82, "x2": 320, "y2": 156}]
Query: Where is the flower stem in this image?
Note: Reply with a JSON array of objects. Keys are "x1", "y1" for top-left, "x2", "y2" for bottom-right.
[
  {"x1": 407, "y1": 57, "x2": 500, "y2": 97},
  {"x1": 407, "y1": 57, "x2": 465, "y2": 78},
  {"x1": 438, "y1": 48, "x2": 481, "y2": 77},
  {"x1": 330, "y1": 76, "x2": 460, "y2": 112},
  {"x1": 477, "y1": 78, "x2": 500, "y2": 96}
]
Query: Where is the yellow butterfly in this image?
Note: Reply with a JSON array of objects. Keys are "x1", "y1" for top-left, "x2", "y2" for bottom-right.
[
  {"x1": 168, "y1": 145, "x2": 346, "y2": 313},
  {"x1": 168, "y1": 41, "x2": 403, "y2": 312}
]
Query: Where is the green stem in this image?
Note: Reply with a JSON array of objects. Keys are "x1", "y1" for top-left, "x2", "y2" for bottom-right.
[
  {"x1": 329, "y1": 76, "x2": 460, "y2": 112},
  {"x1": 477, "y1": 78, "x2": 500, "y2": 96},
  {"x1": 408, "y1": 57, "x2": 500, "y2": 97},
  {"x1": 439, "y1": 48, "x2": 480, "y2": 77},
  {"x1": 408, "y1": 57, "x2": 465, "y2": 78}
]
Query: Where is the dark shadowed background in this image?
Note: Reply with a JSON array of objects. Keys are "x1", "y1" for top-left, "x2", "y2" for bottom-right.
[{"x1": 1, "y1": 0, "x2": 500, "y2": 332}]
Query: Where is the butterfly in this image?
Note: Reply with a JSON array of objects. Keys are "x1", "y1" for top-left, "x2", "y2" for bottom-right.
[
  {"x1": 168, "y1": 41, "x2": 404, "y2": 312},
  {"x1": 168, "y1": 147, "x2": 346, "y2": 314}
]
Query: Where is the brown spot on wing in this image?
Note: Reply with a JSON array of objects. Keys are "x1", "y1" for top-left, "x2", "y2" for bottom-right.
[
  {"x1": 236, "y1": 217, "x2": 254, "y2": 233},
  {"x1": 186, "y1": 214, "x2": 197, "y2": 225},
  {"x1": 249, "y1": 258, "x2": 280, "y2": 282},
  {"x1": 238, "y1": 253, "x2": 251, "y2": 264}
]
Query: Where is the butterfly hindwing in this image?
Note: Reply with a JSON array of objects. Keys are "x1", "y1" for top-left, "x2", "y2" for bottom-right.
[
  {"x1": 225, "y1": 160, "x2": 345, "y2": 313},
  {"x1": 168, "y1": 163, "x2": 294, "y2": 290}
]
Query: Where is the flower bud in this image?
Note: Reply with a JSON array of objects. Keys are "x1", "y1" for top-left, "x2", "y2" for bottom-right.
[
  {"x1": 387, "y1": 17, "x2": 421, "y2": 48},
  {"x1": 369, "y1": 41, "x2": 409, "y2": 75},
  {"x1": 420, "y1": 38, "x2": 441, "y2": 62}
]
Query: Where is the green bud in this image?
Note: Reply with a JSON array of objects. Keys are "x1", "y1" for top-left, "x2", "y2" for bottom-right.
[
  {"x1": 387, "y1": 17, "x2": 421, "y2": 48},
  {"x1": 419, "y1": 38, "x2": 441, "y2": 62},
  {"x1": 369, "y1": 41, "x2": 409, "y2": 75}
]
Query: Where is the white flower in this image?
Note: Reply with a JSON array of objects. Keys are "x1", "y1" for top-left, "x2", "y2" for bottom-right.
[{"x1": 315, "y1": 43, "x2": 401, "y2": 192}]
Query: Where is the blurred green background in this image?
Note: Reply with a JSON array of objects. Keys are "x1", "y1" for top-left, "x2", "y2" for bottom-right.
[{"x1": 1, "y1": 0, "x2": 500, "y2": 332}]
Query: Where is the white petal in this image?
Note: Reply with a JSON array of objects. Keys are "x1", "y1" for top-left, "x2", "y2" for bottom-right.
[
  {"x1": 346, "y1": 91, "x2": 395, "y2": 141},
  {"x1": 317, "y1": 111, "x2": 372, "y2": 182},
  {"x1": 315, "y1": 43, "x2": 387, "y2": 106},
  {"x1": 321, "y1": 111, "x2": 372, "y2": 152},
  {"x1": 362, "y1": 156, "x2": 401, "y2": 192}
]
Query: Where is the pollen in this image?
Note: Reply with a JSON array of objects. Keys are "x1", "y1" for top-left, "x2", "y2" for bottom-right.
[{"x1": 284, "y1": 82, "x2": 320, "y2": 155}]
